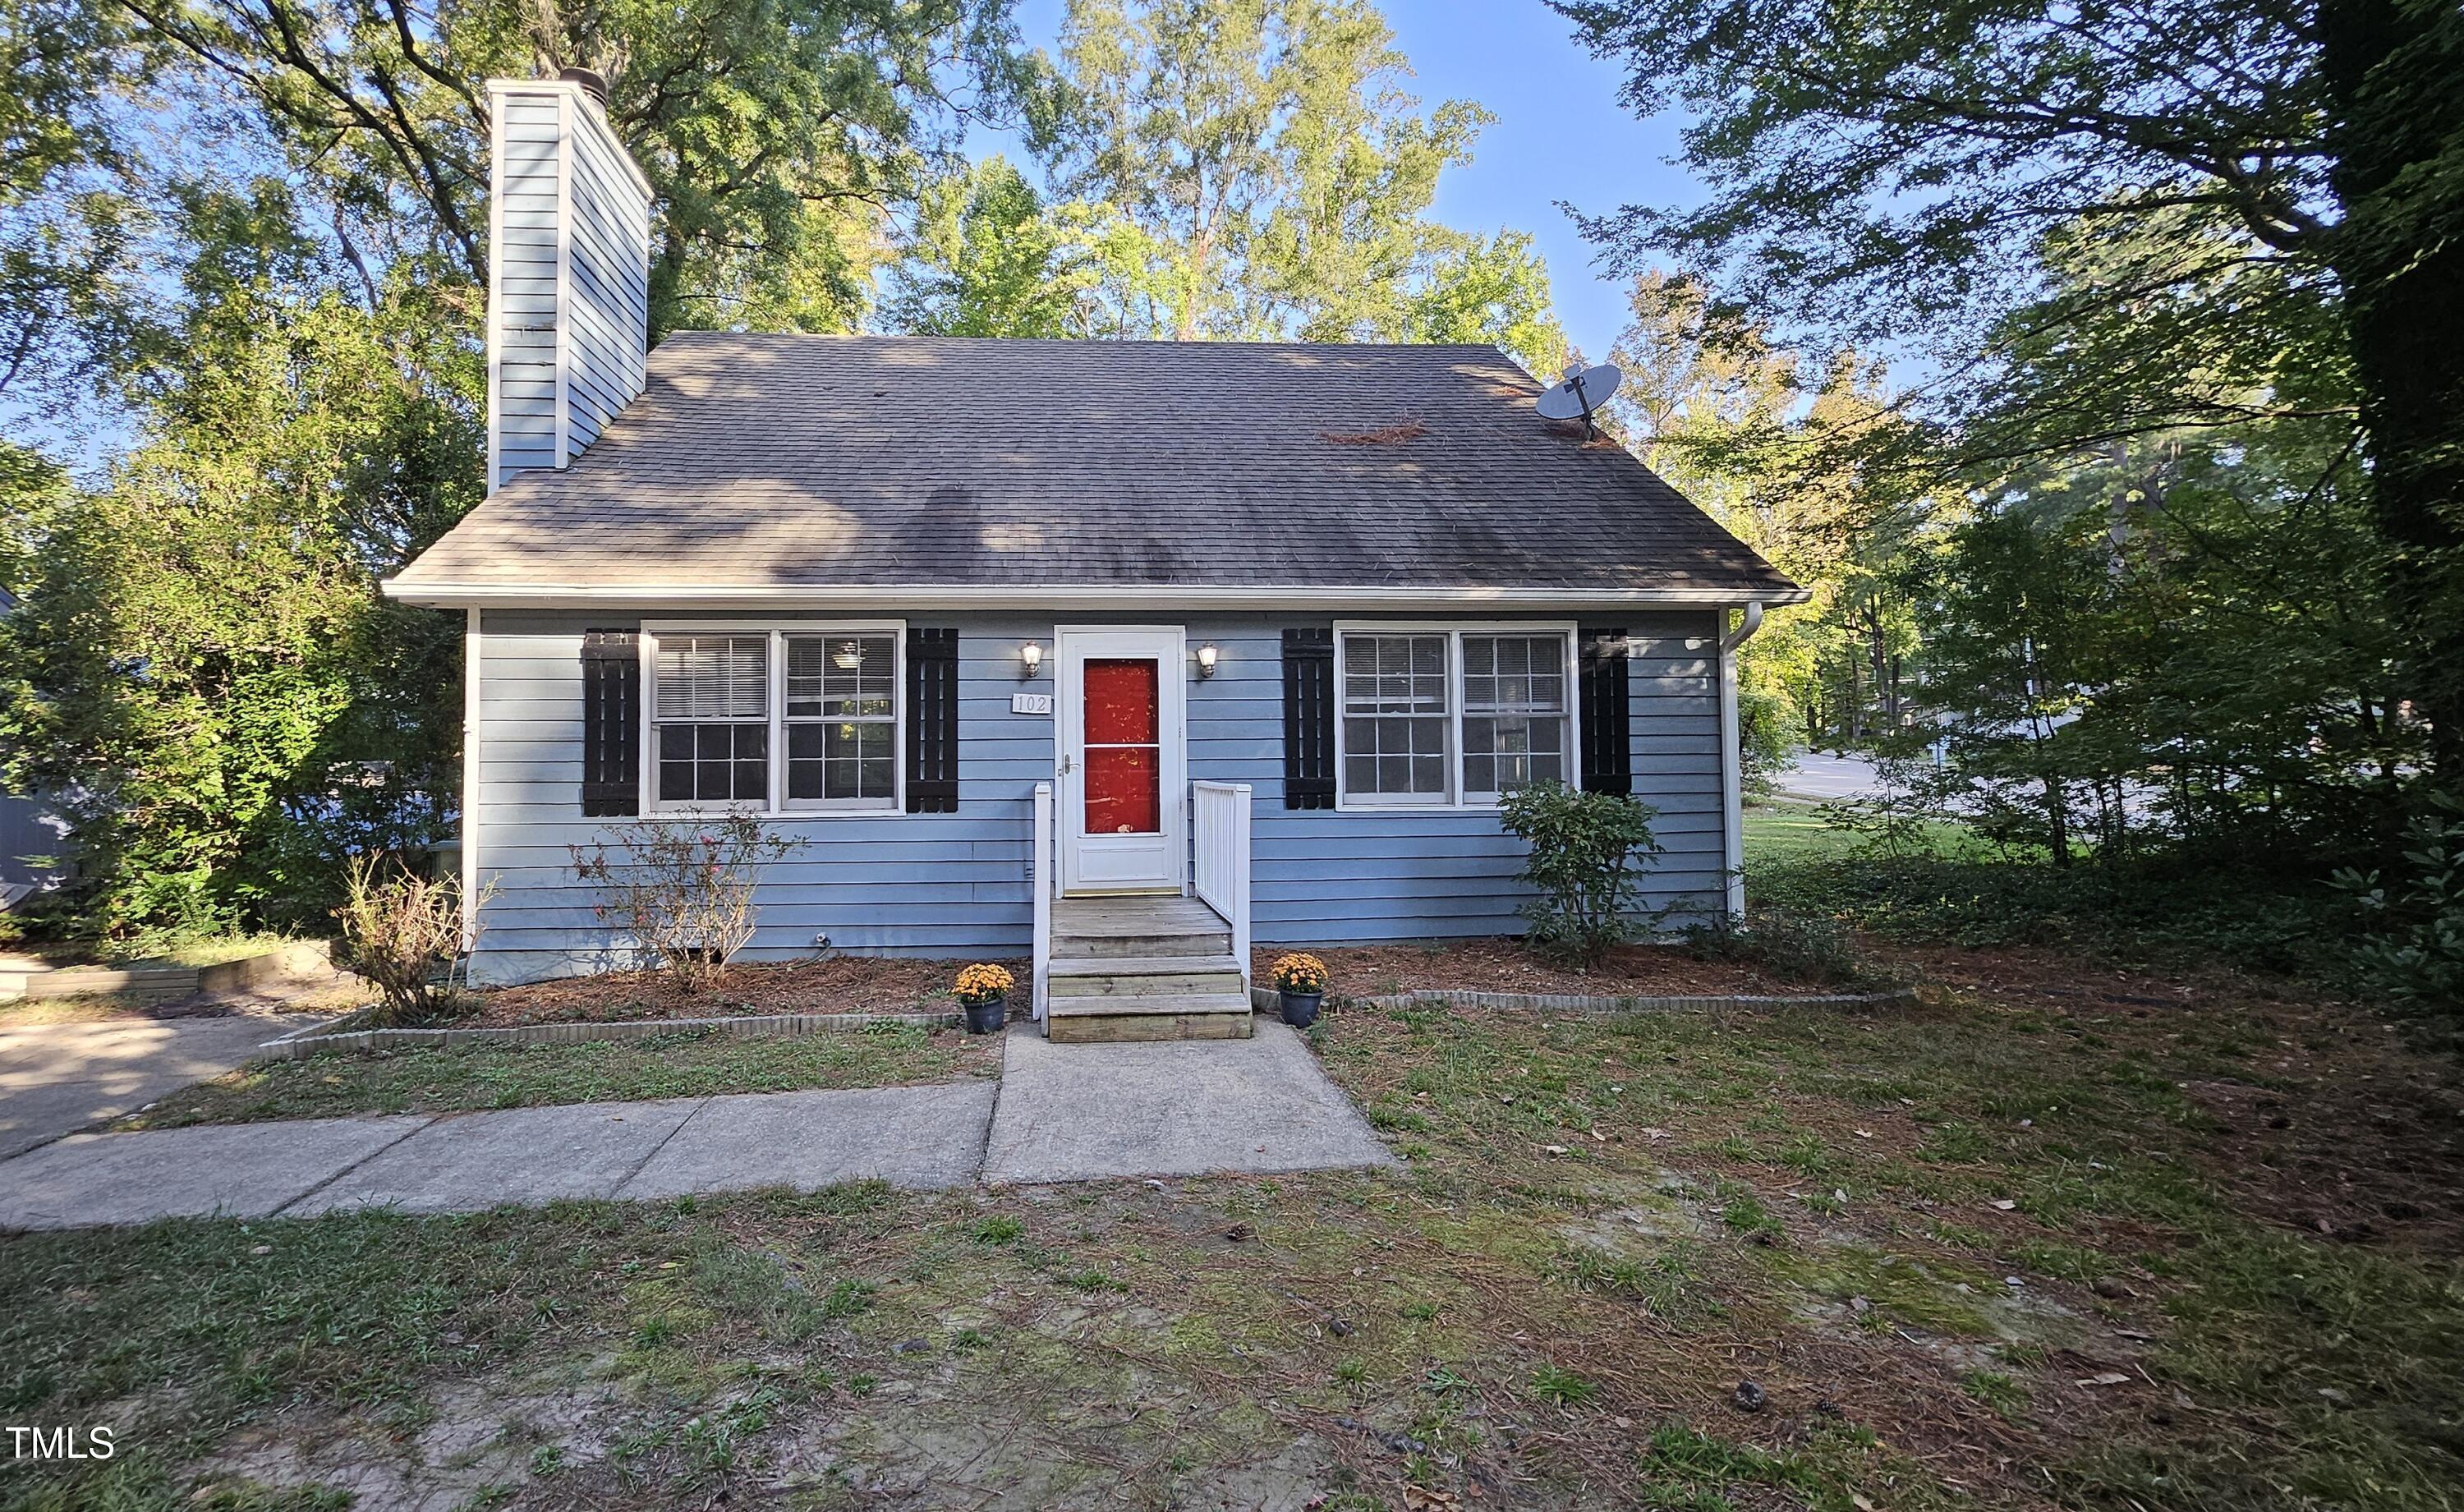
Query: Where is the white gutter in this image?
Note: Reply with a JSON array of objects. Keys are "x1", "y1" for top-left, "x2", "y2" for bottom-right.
[
  {"x1": 1717, "y1": 601, "x2": 1768, "y2": 919},
  {"x1": 381, "y1": 581, "x2": 1812, "y2": 612}
]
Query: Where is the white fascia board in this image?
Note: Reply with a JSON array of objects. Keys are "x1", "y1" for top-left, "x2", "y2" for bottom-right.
[{"x1": 379, "y1": 581, "x2": 1814, "y2": 611}]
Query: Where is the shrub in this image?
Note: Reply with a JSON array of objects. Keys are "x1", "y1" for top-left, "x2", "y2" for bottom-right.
[
  {"x1": 1497, "y1": 782, "x2": 1662, "y2": 963},
  {"x1": 569, "y1": 815, "x2": 804, "y2": 991},
  {"x1": 332, "y1": 853, "x2": 485, "y2": 1027},
  {"x1": 1685, "y1": 908, "x2": 1871, "y2": 987},
  {"x1": 2336, "y1": 793, "x2": 2464, "y2": 1013}
]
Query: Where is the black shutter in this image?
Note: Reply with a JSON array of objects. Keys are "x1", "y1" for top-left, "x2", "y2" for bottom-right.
[
  {"x1": 1282, "y1": 627, "x2": 1336, "y2": 810},
  {"x1": 906, "y1": 627, "x2": 958, "y2": 813},
  {"x1": 580, "y1": 628, "x2": 641, "y2": 816},
  {"x1": 1579, "y1": 627, "x2": 1633, "y2": 796}
]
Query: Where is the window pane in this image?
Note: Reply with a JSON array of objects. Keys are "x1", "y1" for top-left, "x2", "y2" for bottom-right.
[
  {"x1": 1343, "y1": 708, "x2": 1448, "y2": 797},
  {"x1": 655, "y1": 634, "x2": 766, "y2": 719},
  {"x1": 1344, "y1": 634, "x2": 1448, "y2": 716},
  {"x1": 654, "y1": 721, "x2": 765, "y2": 803},
  {"x1": 787, "y1": 635, "x2": 894, "y2": 719},
  {"x1": 1085, "y1": 744, "x2": 1160, "y2": 833},
  {"x1": 787, "y1": 720, "x2": 894, "y2": 802},
  {"x1": 1461, "y1": 635, "x2": 1569, "y2": 796}
]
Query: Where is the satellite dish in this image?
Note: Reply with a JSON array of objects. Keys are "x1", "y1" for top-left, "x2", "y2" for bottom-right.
[{"x1": 1537, "y1": 362, "x2": 1622, "y2": 433}]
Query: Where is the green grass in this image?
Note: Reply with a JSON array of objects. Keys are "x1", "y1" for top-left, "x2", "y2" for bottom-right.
[
  {"x1": 1742, "y1": 797, "x2": 1973, "y2": 867},
  {"x1": 1741, "y1": 800, "x2": 1867, "y2": 865},
  {"x1": 7, "y1": 935, "x2": 2460, "y2": 1511},
  {"x1": 113, "y1": 1023, "x2": 991, "y2": 1128}
]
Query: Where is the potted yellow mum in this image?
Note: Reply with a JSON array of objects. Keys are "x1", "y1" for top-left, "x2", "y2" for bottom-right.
[
  {"x1": 954, "y1": 963, "x2": 1015, "y2": 1035},
  {"x1": 1269, "y1": 953, "x2": 1329, "y2": 1028}
]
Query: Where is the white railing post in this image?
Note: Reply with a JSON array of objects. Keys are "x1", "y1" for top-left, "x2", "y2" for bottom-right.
[
  {"x1": 1032, "y1": 782, "x2": 1053, "y2": 1023},
  {"x1": 1192, "y1": 780, "x2": 1253, "y2": 992},
  {"x1": 1230, "y1": 783, "x2": 1251, "y2": 991}
]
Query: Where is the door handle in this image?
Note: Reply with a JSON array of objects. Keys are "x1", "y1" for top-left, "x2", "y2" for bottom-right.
[{"x1": 1060, "y1": 755, "x2": 1077, "y2": 774}]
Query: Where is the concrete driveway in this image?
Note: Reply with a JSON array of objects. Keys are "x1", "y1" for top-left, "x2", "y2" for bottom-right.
[{"x1": 0, "y1": 1013, "x2": 309, "y2": 1160}]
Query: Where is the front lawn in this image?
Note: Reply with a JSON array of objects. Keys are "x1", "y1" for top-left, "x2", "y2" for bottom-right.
[
  {"x1": 9, "y1": 937, "x2": 2458, "y2": 1510},
  {"x1": 108, "y1": 1021, "x2": 1000, "y2": 1130}
]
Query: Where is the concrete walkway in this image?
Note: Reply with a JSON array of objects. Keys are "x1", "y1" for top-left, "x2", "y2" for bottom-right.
[
  {"x1": 984, "y1": 1018, "x2": 1396, "y2": 1183},
  {"x1": 0, "y1": 1013, "x2": 312, "y2": 1160},
  {"x1": 0, "y1": 1018, "x2": 1394, "y2": 1230}
]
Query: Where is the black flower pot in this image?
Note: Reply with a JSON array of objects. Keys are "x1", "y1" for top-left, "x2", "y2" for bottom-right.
[
  {"x1": 963, "y1": 995, "x2": 1007, "y2": 1035},
  {"x1": 1279, "y1": 990, "x2": 1322, "y2": 1028}
]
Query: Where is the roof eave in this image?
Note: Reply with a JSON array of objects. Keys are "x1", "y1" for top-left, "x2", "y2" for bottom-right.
[{"x1": 380, "y1": 579, "x2": 1812, "y2": 612}]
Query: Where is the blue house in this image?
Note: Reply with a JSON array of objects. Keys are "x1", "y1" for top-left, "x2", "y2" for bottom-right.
[{"x1": 386, "y1": 71, "x2": 1803, "y2": 1041}]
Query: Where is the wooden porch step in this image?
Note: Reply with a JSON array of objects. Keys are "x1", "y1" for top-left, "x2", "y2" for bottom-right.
[
  {"x1": 1050, "y1": 896, "x2": 1230, "y2": 960},
  {"x1": 1047, "y1": 956, "x2": 1243, "y2": 999},
  {"x1": 1050, "y1": 1000, "x2": 1262, "y2": 1049},
  {"x1": 1046, "y1": 989, "x2": 1253, "y2": 1016},
  {"x1": 1043, "y1": 894, "x2": 1250, "y2": 1041},
  {"x1": 1052, "y1": 932, "x2": 1230, "y2": 960}
]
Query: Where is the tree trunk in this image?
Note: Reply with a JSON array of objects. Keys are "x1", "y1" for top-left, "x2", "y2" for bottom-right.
[{"x1": 2319, "y1": 0, "x2": 2464, "y2": 786}]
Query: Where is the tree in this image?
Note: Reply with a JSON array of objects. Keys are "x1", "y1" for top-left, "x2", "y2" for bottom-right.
[
  {"x1": 1556, "y1": 0, "x2": 2464, "y2": 788},
  {"x1": 881, "y1": 155, "x2": 1086, "y2": 337},
  {"x1": 122, "y1": 0, "x2": 1039, "y2": 336},
  {"x1": 1600, "y1": 270, "x2": 1938, "y2": 752},
  {"x1": 0, "y1": 183, "x2": 480, "y2": 938},
  {"x1": 1045, "y1": 0, "x2": 1565, "y2": 363}
]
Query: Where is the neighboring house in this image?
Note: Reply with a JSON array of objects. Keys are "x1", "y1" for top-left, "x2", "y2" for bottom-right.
[
  {"x1": 384, "y1": 72, "x2": 1804, "y2": 1039},
  {"x1": 0, "y1": 585, "x2": 62, "y2": 908}
]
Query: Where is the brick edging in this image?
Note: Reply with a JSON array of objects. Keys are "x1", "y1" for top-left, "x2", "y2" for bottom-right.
[
  {"x1": 1247, "y1": 985, "x2": 1916, "y2": 1014},
  {"x1": 258, "y1": 1009, "x2": 963, "y2": 1061}
]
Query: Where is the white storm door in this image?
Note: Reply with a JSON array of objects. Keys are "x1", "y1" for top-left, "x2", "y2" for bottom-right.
[{"x1": 1056, "y1": 627, "x2": 1186, "y2": 894}]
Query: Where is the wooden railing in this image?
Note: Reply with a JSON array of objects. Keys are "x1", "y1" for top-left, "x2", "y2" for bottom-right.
[
  {"x1": 1031, "y1": 781, "x2": 1053, "y2": 1021},
  {"x1": 1191, "y1": 780, "x2": 1253, "y2": 991}
]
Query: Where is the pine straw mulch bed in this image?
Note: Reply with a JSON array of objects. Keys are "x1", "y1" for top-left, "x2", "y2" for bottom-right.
[
  {"x1": 1253, "y1": 937, "x2": 1813, "y2": 1001},
  {"x1": 462, "y1": 954, "x2": 1030, "y2": 1029}
]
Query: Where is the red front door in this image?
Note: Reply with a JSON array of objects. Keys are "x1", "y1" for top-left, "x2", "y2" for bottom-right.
[{"x1": 1059, "y1": 629, "x2": 1183, "y2": 893}]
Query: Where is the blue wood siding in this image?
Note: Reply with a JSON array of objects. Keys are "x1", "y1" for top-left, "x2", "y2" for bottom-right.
[
  {"x1": 468, "y1": 610, "x2": 1726, "y2": 984},
  {"x1": 490, "y1": 99, "x2": 561, "y2": 486},
  {"x1": 488, "y1": 87, "x2": 650, "y2": 490}
]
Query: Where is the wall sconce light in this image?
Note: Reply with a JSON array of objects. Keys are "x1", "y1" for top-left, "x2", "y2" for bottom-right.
[
  {"x1": 1194, "y1": 642, "x2": 1219, "y2": 678},
  {"x1": 1019, "y1": 642, "x2": 1043, "y2": 679}
]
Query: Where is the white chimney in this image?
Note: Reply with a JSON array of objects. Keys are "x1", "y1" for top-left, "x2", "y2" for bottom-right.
[{"x1": 485, "y1": 70, "x2": 655, "y2": 492}]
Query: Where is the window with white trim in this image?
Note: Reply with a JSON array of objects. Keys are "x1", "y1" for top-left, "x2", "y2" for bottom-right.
[
  {"x1": 1335, "y1": 627, "x2": 1575, "y2": 808},
  {"x1": 1342, "y1": 632, "x2": 1451, "y2": 803},
  {"x1": 784, "y1": 634, "x2": 897, "y2": 807},
  {"x1": 654, "y1": 633, "x2": 770, "y2": 805},
  {"x1": 1461, "y1": 632, "x2": 1569, "y2": 799},
  {"x1": 649, "y1": 627, "x2": 903, "y2": 813}
]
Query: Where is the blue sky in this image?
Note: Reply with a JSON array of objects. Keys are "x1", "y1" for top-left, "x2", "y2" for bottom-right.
[{"x1": 968, "y1": 0, "x2": 1700, "y2": 363}]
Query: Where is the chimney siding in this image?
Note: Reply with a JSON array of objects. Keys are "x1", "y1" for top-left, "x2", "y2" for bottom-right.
[{"x1": 485, "y1": 79, "x2": 654, "y2": 493}]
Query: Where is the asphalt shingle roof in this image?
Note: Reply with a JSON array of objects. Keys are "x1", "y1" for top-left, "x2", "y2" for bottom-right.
[{"x1": 389, "y1": 333, "x2": 1799, "y2": 601}]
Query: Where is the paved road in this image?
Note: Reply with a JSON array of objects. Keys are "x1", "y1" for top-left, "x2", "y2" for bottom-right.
[
  {"x1": 0, "y1": 1013, "x2": 309, "y2": 1161},
  {"x1": 0, "y1": 1019, "x2": 1397, "y2": 1229},
  {"x1": 1774, "y1": 749, "x2": 1887, "y2": 803}
]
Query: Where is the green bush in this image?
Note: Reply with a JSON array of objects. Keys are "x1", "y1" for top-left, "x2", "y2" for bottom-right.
[
  {"x1": 2336, "y1": 793, "x2": 2464, "y2": 1013},
  {"x1": 1752, "y1": 851, "x2": 2343, "y2": 975},
  {"x1": 1497, "y1": 782, "x2": 1662, "y2": 963},
  {"x1": 1685, "y1": 908, "x2": 1872, "y2": 987}
]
